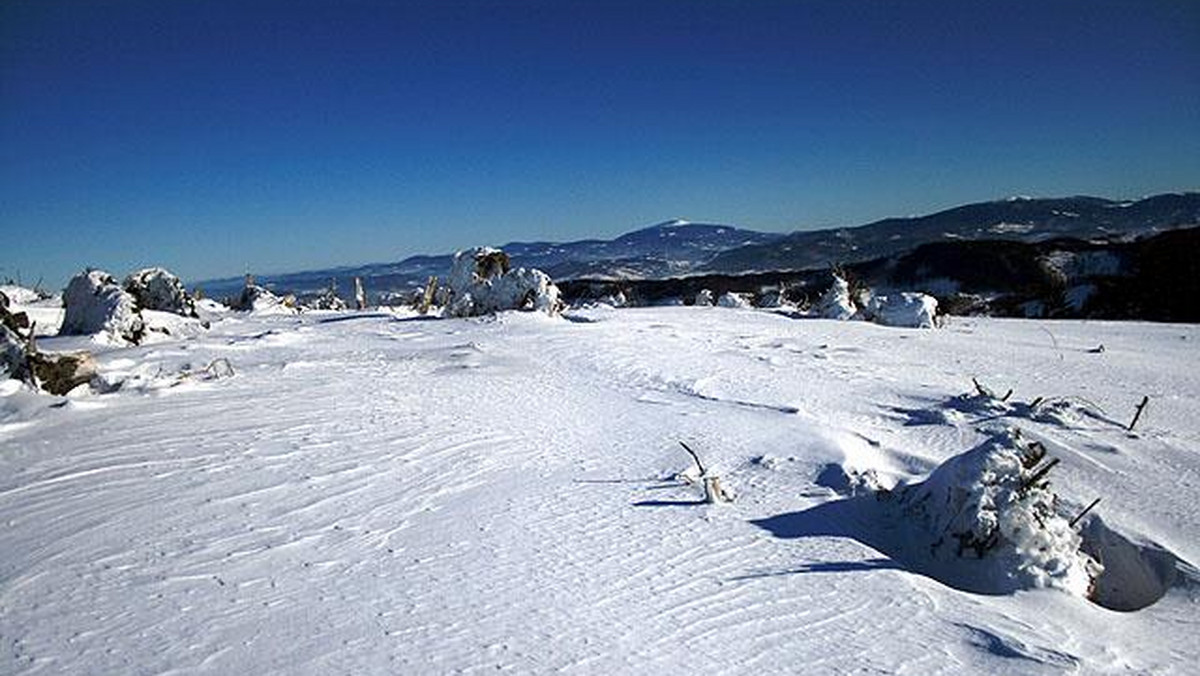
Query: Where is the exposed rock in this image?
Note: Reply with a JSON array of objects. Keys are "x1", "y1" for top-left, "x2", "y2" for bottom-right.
[
  {"x1": 60, "y1": 270, "x2": 146, "y2": 345},
  {"x1": 31, "y1": 351, "x2": 98, "y2": 396},
  {"x1": 124, "y1": 267, "x2": 197, "y2": 317}
]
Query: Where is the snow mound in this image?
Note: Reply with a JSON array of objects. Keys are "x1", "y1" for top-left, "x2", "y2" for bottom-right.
[
  {"x1": 60, "y1": 270, "x2": 146, "y2": 345},
  {"x1": 445, "y1": 247, "x2": 562, "y2": 317},
  {"x1": 124, "y1": 267, "x2": 196, "y2": 317},
  {"x1": 897, "y1": 427, "x2": 1100, "y2": 597},
  {"x1": 868, "y1": 292, "x2": 938, "y2": 328}
]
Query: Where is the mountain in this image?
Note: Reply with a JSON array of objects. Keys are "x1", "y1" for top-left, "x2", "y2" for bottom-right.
[
  {"x1": 193, "y1": 193, "x2": 1199, "y2": 302},
  {"x1": 195, "y1": 221, "x2": 782, "y2": 301},
  {"x1": 701, "y1": 193, "x2": 1200, "y2": 274}
]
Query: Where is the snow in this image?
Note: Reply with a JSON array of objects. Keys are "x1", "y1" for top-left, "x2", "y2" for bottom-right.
[
  {"x1": 1, "y1": 304, "x2": 1198, "y2": 674},
  {"x1": 0, "y1": 285, "x2": 43, "y2": 305}
]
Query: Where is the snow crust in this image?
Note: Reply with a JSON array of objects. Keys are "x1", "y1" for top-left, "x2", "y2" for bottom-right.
[{"x1": 2, "y1": 303, "x2": 1198, "y2": 674}]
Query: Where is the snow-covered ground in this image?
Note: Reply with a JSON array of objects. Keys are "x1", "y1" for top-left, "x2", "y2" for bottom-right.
[{"x1": 2, "y1": 304, "x2": 1197, "y2": 673}]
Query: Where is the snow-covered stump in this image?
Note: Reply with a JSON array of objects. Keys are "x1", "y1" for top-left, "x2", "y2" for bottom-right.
[
  {"x1": 897, "y1": 427, "x2": 1101, "y2": 597},
  {"x1": 60, "y1": 270, "x2": 146, "y2": 345},
  {"x1": 445, "y1": 247, "x2": 563, "y2": 318},
  {"x1": 353, "y1": 276, "x2": 367, "y2": 310},
  {"x1": 123, "y1": 267, "x2": 196, "y2": 317}
]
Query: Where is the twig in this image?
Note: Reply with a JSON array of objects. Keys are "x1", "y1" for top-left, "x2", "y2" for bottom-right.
[
  {"x1": 1128, "y1": 396, "x2": 1149, "y2": 432},
  {"x1": 678, "y1": 441, "x2": 706, "y2": 477},
  {"x1": 1069, "y1": 498, "x2": 1101, "y2": 528},
  {"x1": 1039, "y1": 326, "x2": 1063, "y2": 361},
  {"x1": 1022, "y1": 457, "x2": 1060, "y2": 490}
]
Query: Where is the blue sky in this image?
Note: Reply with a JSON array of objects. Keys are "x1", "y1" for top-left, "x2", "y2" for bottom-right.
[{"x1": 2, "y1": 0, "x2": 1198, "y2": 287}]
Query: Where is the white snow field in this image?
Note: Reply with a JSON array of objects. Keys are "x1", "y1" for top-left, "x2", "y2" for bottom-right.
[{"x1": 2, "y1": 305, "x2": 1198, "y2": 674}]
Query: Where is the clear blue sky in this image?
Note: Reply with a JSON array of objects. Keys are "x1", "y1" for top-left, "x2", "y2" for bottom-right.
[{"x1": 2, "y1": 0, "x2": 1198, "y2": 288}]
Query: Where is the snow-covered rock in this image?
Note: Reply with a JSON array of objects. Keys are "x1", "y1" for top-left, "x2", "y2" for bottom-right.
[
  {"x1": 123, "y1": 267, "x2": 196, "y2": 317},
  {"x1": 816, "y1": 274, "x2": 857, "y2": 320},
  {"x1": 230, "y1": 279, "x2": 297, "y2": 314},
  {"x1": 716, "y1": 291, "x2": 752, "y2": 309},
  {"x1": 445, "y1": 247, "x2": 562, "y2": 317},
  {"x1": 694, "y1": 289, "x2": 715, "y2": 307},
  {"x1": 897, "y1": 427, "x2": 1101, "y2": 596},
  {"x1": 60, "y1": 270, "x2": 146, "y2": 345},
  {"x1": 868, "y1": 292, "x2": 938, "y2": 328}
]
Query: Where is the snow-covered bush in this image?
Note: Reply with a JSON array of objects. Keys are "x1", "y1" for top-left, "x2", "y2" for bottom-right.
[
  {"x1": 694, "y1": 289, "x2": 715, "y2": 307},
  {"x1": 868, "y1": 293, "x2": 939, "y2": 329},
  {"x1": 717, "y1": 291, "x2": 752, "y2": 309},
  {"x1": 60, "y1": 270, "x2": 146, "y2": 345},
  {"x1": 897, "y1": 427, "x2": 1101, "y2": 596},
  {"x1": 445, "y1": 247, "x2": 562, "y2": 317},
  {"x1": 816, "y1": 274, "x2": 857, "y2": 320},
  {"x1": 124, "y1": 267, "x2": 196, "y2": 317},
  {"x1": 308, "y1": 283, "x2": 348, "y2": 311}
]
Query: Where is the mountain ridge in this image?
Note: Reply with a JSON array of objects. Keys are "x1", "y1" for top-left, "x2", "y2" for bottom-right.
[{"x1": 193, "y1": 192, "x2": 1200, "y2": 301}]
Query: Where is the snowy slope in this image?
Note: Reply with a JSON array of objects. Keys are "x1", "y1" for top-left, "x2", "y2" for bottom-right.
[{"x1": 2, "y1": 306, "x2": 1198, "y2": 674}]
